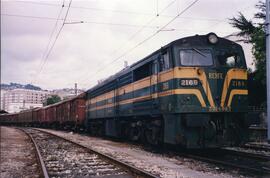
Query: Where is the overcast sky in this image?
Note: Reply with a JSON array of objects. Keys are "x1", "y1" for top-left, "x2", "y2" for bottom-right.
[{"x1": 1, "y1": 0, "x2": 259, "y2": 90}]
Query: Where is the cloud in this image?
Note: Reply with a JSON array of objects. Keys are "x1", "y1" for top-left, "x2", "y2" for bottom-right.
[{"x1": 1, "y1": 0, "x2": 259, "y2": 90}]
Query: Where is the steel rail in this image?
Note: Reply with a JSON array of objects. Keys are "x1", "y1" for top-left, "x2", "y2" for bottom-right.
[
  {"x1": 181, "y1": 152, "x2": 270, "y2": 175},
  {"x1": 34, "y1": 128, "x2": 159, "y2": 178},
  {"x1": 18, "y1": 128, "x2": 49, "y2": 178},
  {"x1": 242, "y1": 144, "x2": 270, "y2": 152},
  {"x1": 221, "y1": 148, "x2": 270, "y2": 161}
]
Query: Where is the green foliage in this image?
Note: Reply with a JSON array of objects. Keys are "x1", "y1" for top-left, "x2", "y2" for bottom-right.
[
  {"x1": 229, "y1": 12, "x2": 256, "y2": 42},
  {"x1": 229, "y1": 1, "x2": 266, "y2": 106},
  {"x1": 44, "y1": 95, "x2": 61, "y2": 106}
]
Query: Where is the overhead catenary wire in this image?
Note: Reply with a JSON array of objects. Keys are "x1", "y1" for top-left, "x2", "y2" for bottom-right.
[
  {"x1": 81, "y1": 0, "x2": 199, "y2": 88},
  {"x1": 62, "y1": 0, "x2": 72, "y2": 24},
  {"x1": 2, "y1": 1, "x2": 230, "y2": 86},
  {"x1": 8, "y1": 0, "x2": 225, "y2": 22},
  {"x1": 11, "y1": 0, "x2": 167, "y2": 17},
  {"x1": 1, "y1": 13, "x2": 224, "y2": 23},
  {"x1": 1, "y1": 13, "x2": 233, "y2": 34},
  {"x1": 1, "y1": 13, "x2": 163, "y2": 29},
  {"x1": 78, "y1": 0, "x2": 178, "y2": 86},
  {"x1": 4, "y1": 0, "x2": 235, "y2": 88},
  {"x1": 32, "y1": 0, "x2": 72, "y2": 84},
  {"x1": 32, "y1": 0, "x2": 65, "y2": 84},
  {"x1": 112, "y1": 0, "x2": 178, "y2": 54},
  {"x1": 2, "y1": 13, "x2": 62, "y2": 21},
  {"x1": 156, "y1": 0, "x2": 159, "y2": 16},
  {"x1": 198, "y1": 2, "x2": 258, "y2": 38},
  {"x1": 2, "y1": 0, "x2": 257, "y2": 90}
]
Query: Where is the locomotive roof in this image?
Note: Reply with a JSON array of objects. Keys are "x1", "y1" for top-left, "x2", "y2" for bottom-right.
[{"x1": 87, "y1": 32, "x2": 242, "y2": 93}]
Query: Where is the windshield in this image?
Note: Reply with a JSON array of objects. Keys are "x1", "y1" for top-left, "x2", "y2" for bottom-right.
[
  {"x1": 179, "y1": 49, "x2": 213, "y2": 66},
  {"x1": 216, "y1": 50, "x2": 245, "y2": 68}
]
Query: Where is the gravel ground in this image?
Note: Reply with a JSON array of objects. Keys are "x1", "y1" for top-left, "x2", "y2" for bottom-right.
[
  {"x1": 26, "y1": 129, "x2": 131, "y2": 178},
  {"x1": 0, "y1": 127, "x2": 40, "y2": 178},
  {"x1": 39, "y1": 128, "x2": 250, "y2": 178}
]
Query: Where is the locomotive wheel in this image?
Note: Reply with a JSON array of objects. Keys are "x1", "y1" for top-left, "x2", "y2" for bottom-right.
[
  {"x1": 204, "y1": 120, "x2": 217, "y2": 141},
  {"x1": 228, "y1": 123, "x2": 244, "y2": 146},
  {"x1": 128, "y1": 127, "x2": 141, "y2": 141},
  {"x1": 144, "y1": 125, "x2": 161, "y2": 145}
]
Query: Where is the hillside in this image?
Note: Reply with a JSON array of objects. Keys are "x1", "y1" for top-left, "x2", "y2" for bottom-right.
[{"x1": 0, "y1": 83, "x2": 42, "y2": 91}]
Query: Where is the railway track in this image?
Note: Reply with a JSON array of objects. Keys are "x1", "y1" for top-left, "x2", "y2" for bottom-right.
[
  {"x1": 181, "y1": 148, "x2": 270, "y2": 175},
  {"x1": 222, "y1": 148, "x2": 270, "y2": 160},
  {"x1": 21, "y1": 127, "x2": 270, "y2": 177},
  {"x1": 20, "y1": 128, "x2": 49, "y2": 178},
  {"x1": 242, "y1": 143, "x2": 270, "y2": 152},
  {"x1": 21, "y1": 128, "x2": 158, "y2": 178}
]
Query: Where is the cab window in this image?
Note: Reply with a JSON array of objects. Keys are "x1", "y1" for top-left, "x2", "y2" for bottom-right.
[
  {"x1": 160, "y1": 52, "x2": 170, "y2": 71},
  {"x1": 179, "y1": 49, "x2": 213, "y2": 66},
  {"x1": 152, "y1": 61, "x2": 159, "y2": 74},
  {"x1": 217, "y1": 51, "x2": 244, "y2": 68}
]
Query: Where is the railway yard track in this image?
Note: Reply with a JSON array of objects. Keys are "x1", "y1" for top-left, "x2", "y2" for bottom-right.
[
  {"x1": 241, "y1": 143, "x2": 270, "y2": 152},
  {"x1": 20, "y1": 128, "x2": 158, "y2": 178},
  {"x1": 17, "y1": 127, "x2": 270, "y2": 177},
  {"x1": 180, "y1": 148, "x2": 270, "y2": 176},
  {"x1": 22, "y1": 129, "x2": 49, "y2": 178}
]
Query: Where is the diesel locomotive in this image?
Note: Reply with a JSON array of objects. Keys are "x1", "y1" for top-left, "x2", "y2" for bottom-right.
[
  {"x1": 0, "y1": 33, "x2": 249, "y2": 149},
  {"x1": 86, "y1": 32, "x2": 248, "y2": 148}
]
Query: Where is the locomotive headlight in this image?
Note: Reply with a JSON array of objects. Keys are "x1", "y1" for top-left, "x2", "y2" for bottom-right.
[
  {"x1": 208, "y1": 33, "x2": 218, "y2": 44},
  {"x1": 181, "y1": 79, "x2": 199, "y2": 86}
]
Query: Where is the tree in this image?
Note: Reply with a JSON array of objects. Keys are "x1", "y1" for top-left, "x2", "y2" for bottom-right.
[
  {"x1": 44, "y1": 95, "x2": 61, "y2": 106},
  {"x1": 229, "y1": 1, "x2": 266, "y2": 107}
]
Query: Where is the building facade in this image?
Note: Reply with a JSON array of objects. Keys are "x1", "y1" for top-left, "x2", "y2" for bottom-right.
[
  {"x1": 2, "y1": 89, "x2": 50, "y2": 113},
  {"x1": 0, "y1": 90, "x2": 7, "y2": 111}
]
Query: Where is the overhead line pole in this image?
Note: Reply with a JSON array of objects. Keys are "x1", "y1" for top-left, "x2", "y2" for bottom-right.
[{"x1": 266, "y1": 0, "x2": 270, "y2": 143}]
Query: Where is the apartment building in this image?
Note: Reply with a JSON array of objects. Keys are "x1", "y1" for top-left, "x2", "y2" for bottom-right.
[
  {"x1": 0, "y1": 90, "x2": 7, "y2": 111},
  {"x1": 2, "y1": 89, "x2": 50, "y2": 113}
]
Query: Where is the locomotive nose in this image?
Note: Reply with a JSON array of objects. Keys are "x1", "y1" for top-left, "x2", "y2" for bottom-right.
[{"x1": 206, "y1": 69, "x2": 226, "y2": 107}]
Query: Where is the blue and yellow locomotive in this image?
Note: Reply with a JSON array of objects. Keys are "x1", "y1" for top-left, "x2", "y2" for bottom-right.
[{"x1": 86, "y1": 33, "x2": 248, "y2": 149}]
